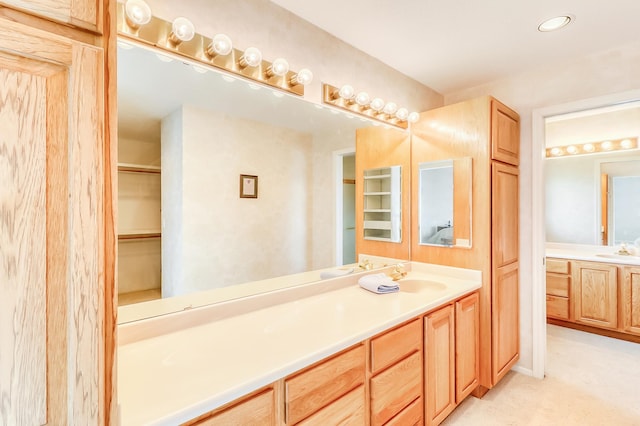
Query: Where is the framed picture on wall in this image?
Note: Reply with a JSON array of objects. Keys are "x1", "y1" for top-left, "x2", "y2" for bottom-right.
[{"x1": 240, "y1": 174, "x2": 258, "y2": 198}]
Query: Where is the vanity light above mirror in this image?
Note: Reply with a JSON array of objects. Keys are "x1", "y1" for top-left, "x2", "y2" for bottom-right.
[
  {"x1": 118, "y1": 0, "x2": 313, "y2": 96},
  {"x1": 546, "y1": 137, "x2": 638, "y2": 158}
]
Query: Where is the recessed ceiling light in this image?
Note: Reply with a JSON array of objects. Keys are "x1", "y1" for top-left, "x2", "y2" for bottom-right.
[{"x1": 538, "y1": 15, "x2": 572, "y2": 32}]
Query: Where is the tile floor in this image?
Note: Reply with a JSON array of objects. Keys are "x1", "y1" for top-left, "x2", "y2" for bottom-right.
[{"x1": 442, "y1": 324, "x2": 640, "y2": 425}]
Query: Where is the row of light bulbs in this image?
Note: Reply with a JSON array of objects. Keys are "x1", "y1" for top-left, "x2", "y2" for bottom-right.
[
  {"x1": 324, "y1": 84, "x2": 419, "y2": 128},
  {"x1": 121, "y1": 0, "x2": 313, "y2": 94},
  {"x1": 546, "y1": 137, "x2": 638, "y2": 158}
]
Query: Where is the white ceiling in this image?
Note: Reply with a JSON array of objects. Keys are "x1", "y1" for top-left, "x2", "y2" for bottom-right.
[{"x1": 270, "y1": 0, "x2": 640, "y2": 93}]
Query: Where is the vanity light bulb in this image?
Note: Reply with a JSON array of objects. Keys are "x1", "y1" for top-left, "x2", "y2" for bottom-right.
[
  {"x1": 621, "y1": 139, "x2": 634, "y2": 149},
  {"x1": 124, "y1": 0, "x2": 152, "y2": 28},
  {"x1": 338, "y1": 84, "x2": 355, "y2": 100},
  {"x1": 268, "y1": 58, "x2": 290, "y2": 77},
  {"x1": 550, "y1": 147, "x2": 562, "y2": 156},
  {"x1": 355, "y1": 92, "x2": 371, "y2": 107},
  {"x1": 395, "y1": 108, "x2": 409, "y2": 121},
  {"x1": 566, "y1": 145, "x2": 578, "y2": 154},
  {"x1": 208, "y1": 33, "x2": 233, "y2": 57},
  {"x1": 170, "y1": 17, "x2": 196, "y2": 43},
  {"x1": 239, "y1": 47, "x2": 262, "y2": 68},
  {"x1": 582, "y1": 143, "x2": 595, "y2": 152},
  {"x1": 383, "y1": 102, "x2": 398, "y2": 115},
  {"x1": 408, "y1": 112, "x2": 420, "y2": 123},
  {"x1": 601, "y1": 140, "x2": 613, "y2": 150},
  {"x1": 370, "y1": 98, "x2": 385, "y2": 112},
  {"x1": 290, "y1": 68, "x2": 313, "y2": 86}
]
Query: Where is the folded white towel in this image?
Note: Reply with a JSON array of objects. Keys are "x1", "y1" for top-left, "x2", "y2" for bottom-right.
[
  {"x1": 358, "y1": 273, "x2": 399, "y2": 294},
  {"x1": 320, "y1": 268, "x2": 355, "y2": 280}
]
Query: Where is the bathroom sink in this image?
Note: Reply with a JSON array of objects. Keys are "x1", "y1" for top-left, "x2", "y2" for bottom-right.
[
  {"x1": 398, "y1": 278, "x2": 447, "y2": 293},
  {"x1": 595, "y1": 253, "x2": 640, "y2": 263}
]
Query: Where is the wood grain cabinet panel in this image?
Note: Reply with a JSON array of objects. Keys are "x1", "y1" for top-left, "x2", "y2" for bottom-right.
[
  {"x1": 296, "y1": 385, "x2": 365, "y2": 426},
  {"x1": 1, "y1": 0, "x2": 101, "y2": 32},
  {"x1": 546, "y1": 274, "x2": 570, "y2": 298},
  {"x1": 425, "y1": 305, "x2": 455, "y2": 426},
  {"x1": 546, "y1": 295, "x2": 570, "y2": 320},
  {"x1": 573, "y1": 261, "x2": 618, "y2": 329},
  {"x1": 0, "y1": 17, "x2": 106, "y2": 424},
  {"x1": 491, "y1": 99, "x2": 520, "y2": 166},
  {"x1": 188, "y1": 388, "x2": 275, "y2": 426},
  {"x1": 370, "y1": 352, "x2": 422, "y2": 426},
  {"x1": 622, "y1": 267, "x2": 640, "y2": 336},
  {"x1": 285, "y1": 344, "x2": 365, "y2": 425},
  {"x1": 492, "y1": 261, "x2": 520, "y2": 384},
  {"x1": 384, "y1": 397, "x2": 422, "y2": 426},
  {"x1": 455, "y1": 293, "x2": 479, "y2": 402},
  {"x1": 370, "y1": 318, "x2": 421, "y2": 374},
  {"x1": 546, "y1": 258, "x2": 570, "y2": 274}
]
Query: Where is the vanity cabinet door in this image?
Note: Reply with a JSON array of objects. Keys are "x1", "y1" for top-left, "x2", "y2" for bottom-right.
[
  {"x1": 573, "y1": 261, "x2": 618, "y2": 329},
  {"x1": 425, "y1": 304, "x2": 455, "y2": 426},
  {"x1": 455, "y1": 292, "x2": 479, "y2": 402},
  {"x1": 491, "y1": 99, "x2": 520, "y2": 166},
  {"x1": 622, "y1": 267, "x2": 640, "y2": 336}
]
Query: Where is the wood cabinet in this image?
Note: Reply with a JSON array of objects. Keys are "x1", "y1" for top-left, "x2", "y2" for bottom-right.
[
  {"x1": 411, "y1": 96, "x2": 520, "y2": 392},
  {"x1": 622, "y1": 267, "x2": 640, "y2": 336},
  {"x1": 185, "y1": 387, "x2": 277, "y2": 425},
  {"x1": 546, "y1": 258, "x2": 571, "y2": 320},
  {"x1": 1, "y1": 0, "x2": 101, "y2": 32},
  {"x1": 0, "y1": 1, "x2": 114, "y2": 424},
  {"x1": 369, "y1": 319, "x2": 422, "y2": 426},
  {"x1": 425, "y1": 305, "x2": 455, "y2": 426},
  {"x1": 425, "y1": 294, "x2": 480, "y2": 426},
  {"x1": 573, "y1": 261, "x2": 618, "y2": 329},
  {"x1": 285, "y1": 344, "x2": 365, "y2": 424}
]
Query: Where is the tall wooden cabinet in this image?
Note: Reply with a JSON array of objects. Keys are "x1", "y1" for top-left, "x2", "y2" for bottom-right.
[
  {"x1": 412, "y1": 96, "x2": 520, "y2": 392},
  {"x1": 0, "y1": 1, "x2": 115, "y2": 424}
]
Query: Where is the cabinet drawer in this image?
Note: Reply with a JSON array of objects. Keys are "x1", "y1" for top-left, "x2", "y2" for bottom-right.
[
  {"x1": 546, "y1": 274, "x2": 570, "y2": 297},
  {"x1": 370, "y1": 351, "x2": 422, "y2": 426},
  {"x1": 546, "y1": 295, "x2": 569, "y2": 320},
  {"x1": 189, "y1": 389, "x2": 274, "y2": 425},
  {"x1": 296, "y1": 385, "x2": 365, "y2": 426},
  {"x1": 370, "y1": 318, "x2": 421, "y2": 374},
  {"x1": 286, "y1": 345, "x2": 365, "y2": 424},
  {"x1": 546, "y1": 258, "x2": 570, "y2": 274},
  {"x1": 385, "y1": 397, "x2": 422, "y2": 426}
]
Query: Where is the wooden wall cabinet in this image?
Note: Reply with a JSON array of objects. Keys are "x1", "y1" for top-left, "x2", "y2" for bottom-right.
[
  {"x1": 0, "y1": 1, "x2": 115, "y2": 424},
  {"x1": 573, "y1": 260, "x2": 618, "y2": 330},
  {"x1": 411, "y1": 96, "x2": 520, "y2": 392}
]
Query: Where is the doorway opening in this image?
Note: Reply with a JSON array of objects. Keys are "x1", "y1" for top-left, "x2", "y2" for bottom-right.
[{"x1": 334, "y1": 149, "x2": 356, "y2": 265}]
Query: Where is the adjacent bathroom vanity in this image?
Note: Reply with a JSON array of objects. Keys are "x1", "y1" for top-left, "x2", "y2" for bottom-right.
[
  {"x1": 117, "y1": 262, "x2": 481, "y2": 425},
  {"x1": 546, "y1": 243, "x2": 640, "y2": 342}
]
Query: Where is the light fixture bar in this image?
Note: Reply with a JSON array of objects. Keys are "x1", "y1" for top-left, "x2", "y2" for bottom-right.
[
  {"x1": 116, "y1": 2, "x2": 310, "y2": 96},
  {"x1": 545, "y1": 137, "x2": 638, "y2": 158},
  {"x1": 322, "y1": 83, "x2": 418, "y2": 129}
]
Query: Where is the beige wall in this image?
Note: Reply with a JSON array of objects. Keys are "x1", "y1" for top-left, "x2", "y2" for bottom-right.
[
  {"x1": 445, "y1": 40, "x2": 640, "y2": 373},
  {"x1": 144, "y1": 0, "x2": 442, "y2": 112}
]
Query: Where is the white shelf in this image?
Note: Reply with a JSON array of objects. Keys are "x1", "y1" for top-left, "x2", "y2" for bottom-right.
[
  {"x1": 118, "y1": 163, "x2": 161, "y2": 174},
  {"x1": 364, "y1": 220, "x2": 392, "y2": 230},
  {"x1": 364, "y1": 209, "x2": 391, "y2": 213},
  {"x1": 119, "y1": 230, "x2": 162, "y2": 241},
  {"x1": 364, "y1": 174, "x2": 391, "y2": 180},
  {"x1": 364, "y1": 191, "x2": 391, "y2": 196}
]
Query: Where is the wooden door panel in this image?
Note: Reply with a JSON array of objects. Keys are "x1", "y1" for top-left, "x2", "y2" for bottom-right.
[
  {"x1": 492, "y1": 262, "x2": 519, "y2": 384},
  {"x1": 492, "y1": 162, "x2": 519, "y2": 268},
  {"x1": 491, "y1": 100, "x2": 519, "y2": 166},
  {"x1": 622, "y1": 267, "x2": 640, "y2": 335},
  {"x1": 455, "y1": 292, "x2": 479, "y2": 402},
  {"x1": 573, "y1": 262, "x2": 618, "y2": 329},
  {"x1": 425, "y1": 305, "x2": 455, "y2": 426},
  {"x1": 1, "y1": 0, "x2": 100, "y2": 32}
]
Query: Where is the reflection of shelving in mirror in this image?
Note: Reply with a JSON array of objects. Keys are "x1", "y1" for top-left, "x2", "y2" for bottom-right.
[
  {"x1": 118, "y1": 136, "x2": 162, "y2": 305},
  {"x1": 363, "y1": 166, "x2": 402, "y2": 242}
]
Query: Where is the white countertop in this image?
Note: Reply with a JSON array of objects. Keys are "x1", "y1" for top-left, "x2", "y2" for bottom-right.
[
  {"x1": 117, "y1": 261, "x2": 481, "y2": 425},
  {"x1": 546, "y1": 242, "x2": 640, "y2": 266}
]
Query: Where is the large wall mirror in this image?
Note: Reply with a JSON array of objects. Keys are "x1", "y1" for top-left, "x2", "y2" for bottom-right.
[
  {"x1": 418, "y1": 157, "x2": 472, "y2": 248},
  {"x1": 545, "y1": 101, "x2": 640, "y2": 247},
  {"x1": 116, "y1": 41, "x2": 410, "y2": 323}
]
